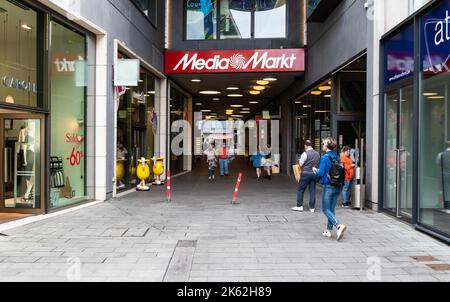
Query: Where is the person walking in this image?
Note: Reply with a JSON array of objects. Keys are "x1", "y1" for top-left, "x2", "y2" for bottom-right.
[
  {"x1": 313, "y1": 137, "x2": 348, "y2": 241},
  {"x1": 292, "y1": 140, "x2": 320, "y2": 213},
  {"x1": 263, "y1": 147, "x2": 273, "y2": 180},
  {"x1": 340, "y1": 146, "x2": 355, "y2": 208},
  {"x1": 250, "y1": 150, "x2": 264, "y2": 180},
  {"x1": 204, "y1": 143, "x2": 217, "y2": 180},
  {"x1": 218, "y1": 142, "x2": 230, "y2": 177}
]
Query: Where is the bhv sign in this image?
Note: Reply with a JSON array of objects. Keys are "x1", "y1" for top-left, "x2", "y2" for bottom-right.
[
  {"x1": 422, "y1": 0, "x2": 450, "y2": 74},
  {"x1": 165, "y1": 49, "x2": 305, "y2": 74}
]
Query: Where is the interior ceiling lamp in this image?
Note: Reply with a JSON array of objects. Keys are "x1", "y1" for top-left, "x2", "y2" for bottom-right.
[
  {"x1": 201, "y1": 109, "x2": 212, "y2": 112},
  {"x1": 191, "y1": 79, "x2": 201, "y2": 82},
  {"x1": 227, "y1": 87, "x2": 239, "y2": 90},
  {"x1": 231, "y1": 104, "x2": 243, "y2": 108},
  {"x1": 21, "y1": 24, "x2": 32, "y2": 30},
  {"x1": 249, "y1": 101, "x2": 259, "y2": 104},
  {"x1": 324, "y1": 95, "x2": 332, "y2": 98},
  {"x1": 263, "y1": 77, "x2": 278, "y2": 82},
  {"x1": 249, "y1": 91, "x2": 261, "y2": 95},
  {"x1": 253, "y1": 86, "x2": 265, "y2": 91},
  {"x1": 200, "y1": 91, "x2": 221, "y2": 95},
  {"x1": 212, "y1": 98, "x2": 220, "y2": 101},
  {"x1": 428, "y1": 96, "x2": 445, "y2": 99},
  {"x1": 228, "y1": 94, "x2": 243, "y2": 97},
  {"x1": 311, "y1": 90, "x2": 322, "y2": 95},
  {"x1": 195, "y1": 103, "x2": 202, "y2": 106},
  {"x1": 256, "y1": 80, "x2": 270, "y2": 86},
  {"x1": 424, "y1": 92, "x2": 438, "y2": 96},
  {"x1": 318, "y1": 85, "x2": 332, "y2": 91}
]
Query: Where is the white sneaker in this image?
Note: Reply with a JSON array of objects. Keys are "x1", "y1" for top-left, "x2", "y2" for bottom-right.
[
  {"x1": 212, "y1": 175, "x2": 215, "y2": 180},
  {"x1": 209, "y1": 176, "x2": 212, "y2": 180},
  {"x1": 310, "y1": 209, "x2": 315, "y2": 213},
  {"x1": 322, "y1": 230, "x2": 332, "y2": 238},
  {"x1": 337, "y1": 224, "x2": 347, "y2": 241},
  {"x1": 291, "y1": 206, "x2": 304, "y2": 212}
]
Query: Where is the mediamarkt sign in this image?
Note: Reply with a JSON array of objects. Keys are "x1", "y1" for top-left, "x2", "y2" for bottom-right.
[{"x1": 165, "y1": 49, "x2": 305, "y2": 74}]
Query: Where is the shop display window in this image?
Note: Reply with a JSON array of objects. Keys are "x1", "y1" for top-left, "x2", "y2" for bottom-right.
[
  {"x1": 0, "y1": 0, "x2": 43, "y2": 108},
  {"x1": 49, "y1": 21, "x2": 88, "y2": 209},
  {"x1": 418, "y1": 1, "x2": 450, "y2": 235},
  {"x1": 117, "y1": 58, "x2": 159, "y2": 192}
]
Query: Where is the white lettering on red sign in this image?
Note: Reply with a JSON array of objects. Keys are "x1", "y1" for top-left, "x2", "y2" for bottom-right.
[{"x1": 173, "y1": 52, "x2": 297, "y2": 72}]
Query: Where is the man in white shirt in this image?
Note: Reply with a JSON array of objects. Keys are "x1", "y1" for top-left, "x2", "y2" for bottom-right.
[{"x1": 292, "y1": 140, "x2": 321, "y2": 213}]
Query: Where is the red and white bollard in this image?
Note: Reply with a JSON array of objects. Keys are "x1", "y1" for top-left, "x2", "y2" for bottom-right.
[
  {"x1": 231, "y1": 173, "x2": 243, "y2": 205},
  {"x1": 166, "y1": 170, "x2": 171, "y2": 203}
]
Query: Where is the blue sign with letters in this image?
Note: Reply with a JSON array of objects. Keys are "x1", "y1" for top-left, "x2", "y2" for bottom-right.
[
  {"x1": 421, "y1": 0, "x2": 450, "y2": 75},
  {"x1": 384, "y1": 23, "x2": 414, "y2": 85}
]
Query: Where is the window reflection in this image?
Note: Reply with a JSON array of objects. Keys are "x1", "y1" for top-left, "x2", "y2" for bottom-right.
[
  {"x1": 186, "y1": 0, "x2": 217, "y2": 40},
  {"x1": 220, "y1": 0, "x2": 252, "y2": 39},
  {"x1": 255, "y1": 0, "x2": 286, "y2": 38}
]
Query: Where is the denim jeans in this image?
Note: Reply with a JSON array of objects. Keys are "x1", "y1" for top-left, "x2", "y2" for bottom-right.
[
  {"x1": 322, "y1": 184, "x2": 341, "y2": 230},
  {"x1": 297, "y1": 173, "x2": 317, "y2": 208},
  {"x1": 341, "y1": 180, "x2": 353, "y2": 205},
  {"x1": 208, "y1": 169, "x2": 214, "y2": 178},
  {"x1": 219, "y1": 159, "x2": 229, "y2": 176}
]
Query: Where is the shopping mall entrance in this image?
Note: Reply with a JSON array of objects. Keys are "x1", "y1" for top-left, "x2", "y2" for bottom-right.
[{"x1": 0, "y1": 110, "x2": 45, "y2": 223}]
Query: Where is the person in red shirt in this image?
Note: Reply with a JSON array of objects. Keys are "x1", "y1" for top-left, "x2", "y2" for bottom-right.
[
  {"x1": 340, "y1": 146, "x2": 355, "y2": 208},
  {"x1": 217, "y1": 141, "x2": 230, "y2": 176}
]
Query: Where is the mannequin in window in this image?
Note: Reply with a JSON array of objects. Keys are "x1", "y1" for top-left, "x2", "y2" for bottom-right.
[
  {"x1": 17, "y1": 124, "x2": 35, "y2": 202},
  {"x1": 436, "y1": 141, "x2": 450, "y2": 210}
]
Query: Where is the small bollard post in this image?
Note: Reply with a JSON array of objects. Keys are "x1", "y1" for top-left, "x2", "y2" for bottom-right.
[
  {"x1": 231, "y1": 173, "x2": 243, "y2": 205},
  {"x1": 166, "y1": 170, "x2": 171, "y2": 203}
]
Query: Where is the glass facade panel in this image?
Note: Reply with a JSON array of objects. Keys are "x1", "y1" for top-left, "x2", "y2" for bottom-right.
[
  {"x1": 418, "y1": 0, "x2": 450, "y2": 236},
  {"x1": 340, "y1": 73, "x2": 367, "y2": 113},
  {"x1": 132, "y1": 0, "x2": 157, "y2": 24},
  {"x1": 117, "y1": 60, "x2": 159, "y2": 192},
  {"x1": 50, "y1": 21, "x2": 87, "y2": 209},
  {"x1": 0, "y1": 0, "x2": 40, "y2": 108},
  {"x1": 255, "y1": 0, "x2": 286, "y2": 38},
  {"x1": 220, "y1": 0, "x2": 252, "y2": 39},
  {"x1": 186, "y1": 0, "x2": 217, "y2": 40},
  {"x1": 293, "y1": 81, "x2": 331, "y2": 155}
]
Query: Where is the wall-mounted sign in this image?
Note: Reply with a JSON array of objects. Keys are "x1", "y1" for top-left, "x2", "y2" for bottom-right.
[
  {"x1": 384, "y1": 23, "x2": 414, "y2": 85},
  {"x1": 421, "y1": 0, "x2": 450, "y2": 75},
  {"x1": 165, "y1": 49, "x2": 305, "y2": 74},
  {"x1": 114, "y1": 59, "x2": 140, "y2": 86},
  {"x1": 1, "y1": 76, "x2": 37, "y2": 93}
]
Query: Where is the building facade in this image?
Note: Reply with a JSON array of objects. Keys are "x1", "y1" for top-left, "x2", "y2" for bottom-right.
[{"x1": 0, "y1": 0, "x2": 168, "y2": 216}]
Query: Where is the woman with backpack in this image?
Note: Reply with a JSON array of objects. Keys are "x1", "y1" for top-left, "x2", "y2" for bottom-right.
[{"x1": 313, "y1": 137, "x2": 348, "y2": 241}]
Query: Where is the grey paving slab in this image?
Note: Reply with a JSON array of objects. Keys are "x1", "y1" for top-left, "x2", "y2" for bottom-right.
[{"x1": 0, "y1": 161, "x2": 448, "y2": 282}]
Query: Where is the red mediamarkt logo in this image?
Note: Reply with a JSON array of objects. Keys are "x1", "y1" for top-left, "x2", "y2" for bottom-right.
[{"x1": 165, "y1": 49, "x2": 305, "y2": 74}]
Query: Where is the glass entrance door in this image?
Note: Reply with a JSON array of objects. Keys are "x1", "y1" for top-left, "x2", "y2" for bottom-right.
[
  {"x1": 384, "y1": 86, "x2": 414, "y2": 218},
  {"x1": 0, "y1": 114, "x2": 44, "y2": 213}
]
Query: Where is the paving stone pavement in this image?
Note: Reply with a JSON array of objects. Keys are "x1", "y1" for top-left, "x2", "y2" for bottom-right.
[{"x1": 0, "y1": 159, "x2": 449, "y2": 282}]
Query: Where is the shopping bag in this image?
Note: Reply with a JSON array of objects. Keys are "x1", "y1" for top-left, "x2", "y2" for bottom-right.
[{"x1": 292, "y1": 164, "x2": 302, "y2": 183}]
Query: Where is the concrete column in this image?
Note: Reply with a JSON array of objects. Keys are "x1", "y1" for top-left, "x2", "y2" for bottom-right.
[
  {"x1": 156, "y1": 79, "x2": 169, "y2": 180},
  {"x1": 93, "y1": 34, "x2": 108, "y2": 202}
]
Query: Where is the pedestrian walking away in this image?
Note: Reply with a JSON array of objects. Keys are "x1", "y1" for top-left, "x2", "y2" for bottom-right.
[
  {"x1": 340, "y1": 146, "x2": 355, "y2": 208},
  {"x1": 313, "y1": 137, "x2": 348, "y2": 241},
  {"x1": 250, "y1": 149, "x2": 264, "y2": 180},
  {"x1": 262, "y1": 146, "x2": 274, "y2": 180},
  {"x1": 204, "y1": 143, "x2": 217, "y2": 180},
  {"x1": 292, "y1": 140, "x2": 320, "y2": 213}
]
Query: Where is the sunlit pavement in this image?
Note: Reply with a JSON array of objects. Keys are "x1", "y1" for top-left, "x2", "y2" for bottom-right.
[{"x1": 0, "y1": 159, "x2": 449, "y2": 282}]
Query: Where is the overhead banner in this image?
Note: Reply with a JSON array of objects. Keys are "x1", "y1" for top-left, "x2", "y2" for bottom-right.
[{"x1": 165, "y1": 48, "x2": 305, "y2": 74}]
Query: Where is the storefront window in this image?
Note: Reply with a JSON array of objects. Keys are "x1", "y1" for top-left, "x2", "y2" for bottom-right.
[
  {"x1": 0, "y1": 0, "x2": 43, "y2": 108},
  {"x1": 419, "y1": 1, "x2": 450, "y2": 236},
  {"x1": 50, "y1": 21, "x2": 87, "y2": 209},
  {"x1": 186, "y1": 0, "x2": 217, "y2": 40},
  {"x1": 255, "y1": 0, "x2": 286, "y2": 38},
  {"x1": 339, "y1": 73, "x2": 367, "y2": 113},
  {"x1": 117, "y1": 59, "x2": 159, "y2": 192},
  {"x1": 292, "y1": 81, "x2": 331, "y2": 154}
]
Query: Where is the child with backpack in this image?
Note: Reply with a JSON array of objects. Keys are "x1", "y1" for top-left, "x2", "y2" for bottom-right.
[{"x1": 313, "y1": 137, "x2": 348, "y2": 241}]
